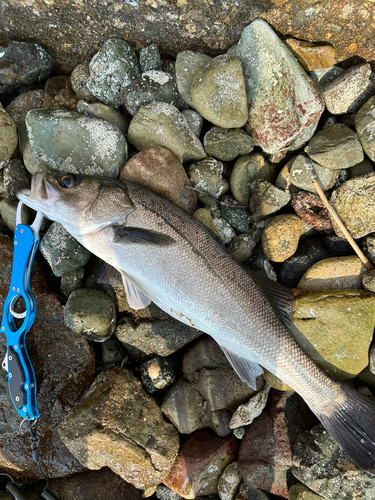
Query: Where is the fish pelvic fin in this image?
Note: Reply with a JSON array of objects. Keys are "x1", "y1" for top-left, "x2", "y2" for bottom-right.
[
  {"x1": 221, "y1": 347, "x2": 263, "y2": 390},
  {"x1": 312, "y1": 383, "x2": 375, "y2": 475}
]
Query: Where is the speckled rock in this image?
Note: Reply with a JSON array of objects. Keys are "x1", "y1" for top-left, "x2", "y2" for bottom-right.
[
  {"x1": 0, "y1": 108, "x2": 17, "y2": 164},
  {"x1": 64, "y1": 288, "x2": 116, "y2": 342},
  {"x1": 355, "y1": 95, "x2": 375, "y2": 162},
  {"x1": 2, "y1": 158, "x2": 30, "y2": 200},
  {"x1": 120, "y1": 147, "x2": 197, "y2": 214},
  {"x1": 40, "y1": 222, "x2": 91, "y2": 277},
  {"x1": 323, "y1": 63, "x2": 375, "y2": 115},
  {"x1": 284, "y1": 154, "x2": 339, "y2": 194},
  {"x1": 191, "y1": 54, "x2": 248, "y2": 128},
  {"x1": 182, "y1": 109, "x2": 203, "y2": 137},
  {"x1": 203, "y1": 127, "x2": 254, "y2": 161},
  {"x1": 139, "y1": 44, "x2": 162, "y2": 73},
  {"x1": 219, "y1": 195, "x2": 252, "y2": 233},
  {"x1": 229, "y1": 383, "x2": 270, "y2": 429},
  {"x1": 87, "y1": 38, "x2": 140, "y2": 108},
  {"x1": 228, "y1": 234, "x2": 256, "y2": 263},
  {"x1": 285, "y1": 39, "x2": 336, "y2": 71},
  {"x1": 288, "y1": 483, "x2": 323, "y2": 500},
  {"x1": 5, "y1": 90, "x2": 44, "y2": 126},
  {"x1": 363, "y1": 269, "x2": 375, "y2": 293},
  {"x1": 24, "y1": 108, "x2": 128, "y2": 176},
  {"x1": 60, "y1": 267, "x2": 85, "y2": 300},
  {"x1": 140, "y1": 357, "x2": 177, "y2": 394},
  {"x1": 308, "y1": 66, "x2": 344, "y2": 86},
  {"x1": 330, "y1": 173, "x2": 375, "y2": 238},
  {"x1": 71, "y1": 62, "x2": 97, "y2": 103},
  {"x1": 127, "y1": 102, "x2": 206, "y2": 163},
  {"x1": 193, "y1": 208, "x2": 221, "y2": 238},
  {"x1": 262, "y1": 215, "x2": 303, "y2": 262},
  {"x1": 292, "y1": 289, "x2": 375, "y2": 379},
  {"x1": 163, "y1": 429, "x2": 239, "y2": 499},
  {"x1": 228, "y1": 19, "x2": 324, "y2": 160},
  {"x1": 175, "y1": 51, "x2": 213, "y2": 109},
  {"x1": 236, "y1": 484, "x2": 270, "y2": 500},
  {"x1": 217, "y1": 461, "x2": 242, "y2": 500},
  {"x1": 212, "y1": 216, "x2": 236, "y2": 245},
  {"x1": 189, "y1": 158, "x2": 229, "y2": 207},
  {"x1": 77, "y1": 100, "x2": 128, "y2": 135},
  {"x1": 249, "y1": 181, "x2": 291, "y2": 220},
  {"x1": 297, "y1": 256, "x2": 366, "y2": 290},
  {"x1": 43, "y1": 75, "x2": 78, "y2": 109},
  {"x1": 58, "y1": 367, "x2": 179, "y2": 495}
]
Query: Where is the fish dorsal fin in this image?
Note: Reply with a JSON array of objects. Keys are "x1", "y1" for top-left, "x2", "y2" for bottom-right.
[
  {"x1": 113, "y1": 226, "x2": 175, "y2": 247},
  {"x1": 247, "y1": 270, "x2": 296, "y2": 331},
  {"x1": 120, "y1": 272, "x2": 152, "y2": 310},
  {"x1": 221, "y1": 347, "x2": 263, "y2": 390}
]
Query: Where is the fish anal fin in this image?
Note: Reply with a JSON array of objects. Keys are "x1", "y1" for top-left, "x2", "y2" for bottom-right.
[
  {"x1": 121, "y1": 272, "x2": 151, "y2": 310},
  {"x1": 95, "y1": 261, "x2": 122, "y2": 285},
  {"x1": 221, "y1": 347, "x2": 263, "y2": 390}
]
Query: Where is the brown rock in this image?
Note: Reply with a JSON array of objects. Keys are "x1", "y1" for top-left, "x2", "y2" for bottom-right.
[
  {"x1": 262, "y1": 214, "x2": 303, "y2": 262},
  {"x1": 120, "y1": 147, "x2": 197, "y2": 214},
  {"x1": 0, "y1": 108, "x2": 17, "y2": 164},
  {"x1": 5, "y1": 90, "x2": 45, "y2": 126},
  {"x1": 285, "y1": 39, "x2": 336, "y2": 71},
  {"x1": 43, "y1": 75, "x2": 79, "y2": 110},
  {"x1": 163, "y1": 429, "x2": 239, "y2": 499}
]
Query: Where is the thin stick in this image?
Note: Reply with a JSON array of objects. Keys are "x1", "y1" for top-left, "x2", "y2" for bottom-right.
[{"x1": 311, "y1": 179, "x2": 374, "y2": 271}]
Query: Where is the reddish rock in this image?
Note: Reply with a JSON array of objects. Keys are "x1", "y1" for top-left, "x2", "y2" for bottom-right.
[{"x1": 43, "y1": 75, "x2": 79, "y2": 110}]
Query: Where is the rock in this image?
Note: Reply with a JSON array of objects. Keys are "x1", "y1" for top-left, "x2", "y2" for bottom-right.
[
  {"x1": 245, "y1": 244, "x2": 277, "y2": 282},
  {"x1": 230, "y1": 153, "x2": 275, "y2": 206},
  {"x1": 163, "y1": 429, "x2": 239, "y2": 499},
  {"x1": 162, "y1": 336, "x2": 257, "y2": 437},
  {"x1": 217, "y1": 461, "x2": 242, "y2": 500},
  {"x1": 43, "y1": 75, "x2": 79, "y2": 110},
  {"x1": 87, "y1": 38, "x2": 140, "y2": 108},
  {"x1": 293, "y1": 424, "x2": 375, "y2": 499},
  {"x1": 364, "y1": 233, "x2": 375, "y2": 266},
  {"x1": 290, "y1": 191, "x2": 331, "y2": 231},
  {"x1": 193, "y1": 208, "x2": 221, "y2": 238},
  {"x1": 308, "y1": 66, "x2": 344, "y2": 86},
  {"x1": 285, "y1": 39, "x2": 336, "y2": 71},
  {"x1": 156, "y1": 485, "x2": 184, "y2": 500},
  {"x1": 236, "y1": 483, "x2": 271, "y2": 500},
  {"x1": 323, "y1": 63, "x2": 375, "y2": 114},
  {"x1": 182, "y1": 109, "x2": 203, "y2": 137},
  {"x1": 297, "y1": 256, "x2": 366, "y2": 290},
  {"x1": 203, "y1": 127, "x2": 254, "y2": 162},
  {"x1": 229, "y1": 383, "x2": 271, "y2": 429},
  {"x1": 139, "y1": 44, "x2": 161, "y2": 72},
  {"x1": 262, "y1": 215, "x2": 303, "y2": 262},
  {"x1": 77, "y1": 100, "x2": 129, "y2": 135},
  {"x1": 60, "y1": 267, "x2": 85, "y2": 300},
  {"x1": 0, "y1": 108, "x2": 17, "y2": 164},
  {"x1": 58, "y1": 367, "x2": 179, "y2": 494},
  {"x1": 0, "y1": 233, "x2": 95, "y2": 481},
  {"x1": 127, "y1": 102, "x2": 206, "y2": 163},
  {"x1": 249, "y1": 181, "x2": 291, "y2": 220},
  {"x1": 220, "y1": 195, "x2": 252, "y2": 233},
  {"x1": 355, "y1": 95, "x2": 375, "y2": 161},
  {"x1": 305, "y1": 123, "x2": 363, "y2": 169},
  {"x1": 2, "y1": 158, "x2": 30, "y2": 200},
  {"x1": 286, "y1": 154, "x2": 339, "y2": 194},
  {"x1": 5, "y1": 90, "x2": 44, "y2": 126},
  {"x1": 40, "y1": 222, "x2": 91, "y2": 277},
  {"x1": 24, "y1": 108, "x2": 128, "y2": 176},
  {"x1": 288, "y1": 483, "x2": 323, "y2": 500},
  {"x1": 0, "y1": 198, "x2": 30, "y2": 232},
  {"x1": 212, "y1": 216, "x2": 236, "y2": 245},
  {"x1": 190, "y1": 54, "x2": 248, "y2": 128},
  {"x1": 238, "y1": 390, "x2": 317, "y2": 499},
  {"x1": 228, "y1": 234, "x2": 256, "y2": 263},
  {"x1": 140, "y1": 357, "x2": 178, "y2": 394},
  {"x1": 363, "y1": 270, "x2": 375, "y2": 293},
  {"x1": 292, "y1": 289, "x2": 375, "y2": 379},
  {"x1": 71, "y1": 62, "x2": 97, "y2": 103},
  {"x1": 0, "y1": 41, "x2": 53, "y2": 86},
  {"x1": 348, "y1": 158, "x2": 374, "y2": 178},
  {"x1": 262, "y1": 369, "x2": 292, "y2": 392},
  {"x1": 228, "y1": 19, "x2": 324, "y2": 160},
  {"x1": 63, "y1": 288, "x2": 116, "y2": 342},
  {"x1": 175, "y1": 51, "x2": 213, "y2": 109},
  {"x1": 189, "y1": 158, "x2": 229, "y2": 207},
  {"x1": 330, "y1": 173, "x2": 375, "y2": 238},
  {"x1": 120, "y1": 147, "x2": 197, "y2": 214}
]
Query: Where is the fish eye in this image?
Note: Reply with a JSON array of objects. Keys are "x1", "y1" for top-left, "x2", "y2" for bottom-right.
[{"x1": 61, "y1": 174, "x2": 78, "y2": 188}]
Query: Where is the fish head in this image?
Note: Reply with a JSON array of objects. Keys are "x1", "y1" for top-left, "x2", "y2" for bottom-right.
[{"x1": 17, "y1": 172, "x2": 135, "y2": 235}]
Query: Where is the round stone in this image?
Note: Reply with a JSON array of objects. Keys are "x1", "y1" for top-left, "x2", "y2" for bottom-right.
[
  {"x1": 203, "y1": 126, "x2": 254, "y2": 161},
  {"x1": 262, "y1": 214, "x2": 303, "y2": 262}
]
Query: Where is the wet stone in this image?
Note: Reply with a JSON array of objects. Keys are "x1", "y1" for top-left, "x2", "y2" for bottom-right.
[
  {"x1": 71, "y1": 62, "x2": 97, "y2": 103},
  {"x1": 220, "y1": 195, "x2": 252, "y2": 233},
  {"x1": 140, "y1": 357, "x2": 178, "y2": 394},
  {"x1": 60, "y1": 266, "x2": 85, "y2": 299},
  {"x1": 0, "y1": 40, "x2": 54, "y2": 87},
  {"x1": 203, "y1": 127, "x2": 254, "y2": 162},
  {"x1": 87, "y1": 38, "x2": 141, "y2": 108},
  {"x1": 249, "y1": 180, "x2": 291, "y2": 220},
  {"x1": 127, "y1": 101, "x2": 206, "y2": 163},
  {"x1": 64, "y1": 288, "x2": 116, "y2": 342},
  {"x1": 5, "y1": 89, "x2": 44, "y2": 126},
  {"x1": 139, "y1": 43, "x2": 162, "y2": 73},
  {"x1": 228, "y1": 233, "x2": 257, "y2": 263},
  {"x1": 323, "y1": 63, "x2": 375, "y2": 115},
  {"x1": 285, "y1": 39, "x2": 336, "y2": 71},
  {"x1": 175, "y1": 50, "x2": 213, "y2": 109},
  {"x1": 0, "y1": 108, "x2": 17, "y2": 164},
  {"x1": 77, "y1": 100, "x2": 129, "y2": 135},
  {"x1": 286, "y1": 154, "x2": 339, "y2": 194},
  {"x1": 189, "y1": 158, "x2": 229, "y2": 207},
  {"x1": 262, "y1": 214, "x2": 303, "y2": 262},
  {"x1": 355, "y1": 95, "x2": 375, "y2": 162},
  {"x1": 288, "y1": 483, "x2": 323, "y2": 500},
  {"x1": 304, "y1": 123, "x2": 363, "y2": 169},
  {"x1": 2, "y1": 158, "x2": 30, "y2": 200},
  {"x1": 217, "y1": 461, "x2": 242, "y2": 500},
  {"x1": 182, "y1": 109, "x2": 203, "y2": 137},
  {"x1": 43, "y1": 75, "x2": 78, "y2": 110},
  {"x1": 120, "y1": 71, "x2": 178, "y2": 116},
  {"x1": 40, "y1": 222, "x2": 91, "y2": 277}
]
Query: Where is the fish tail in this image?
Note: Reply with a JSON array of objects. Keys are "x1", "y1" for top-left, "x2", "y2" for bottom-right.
[{"x1": 312, "y1": 383, "x2": 375, "y2": 474}]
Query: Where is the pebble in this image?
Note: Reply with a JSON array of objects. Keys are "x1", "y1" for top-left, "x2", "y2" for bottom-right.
[
  {"x1": 70, "y1": 62, "x2": 97, "y2": 102},
  {"x1": 249, "y1": 180, "x2": 291, "y2": 220},
  {"x1": 60, "y1": 267, "x2": 85, "y2": 299},
  {"x1": 217, "y1": 461, "x2": 241, "y2": 500},
  {"x1": 5, "y1": 89, "x2": 45, "y2": 126},
  {"x1": 236, "y1": 484, "x2": 271, "y2": 500},
  {"x1": 288, "y1": 483, "x2": 323, "y2": 500},
  {"x1": 58, "y1": 367, "x2": 180, "y2": 495},
  {"x1": 286, "y1": 154, "x2": 340, "y2": 194},
  {"x1": 229, "y1": 383, "x2": 270, "y2": 429},
  {"x1": 181, "y1": 109, "x2": 203, "y2": 137},
  {"x1": 348, "y1": 158, "x2": 374, "y2": 178},
  {"x1": 24, "y1": 108, "x2": 128, "y2": 176},
  {"x1": 228, "y1": 19, "x2": 324, "y2": 160},
  {"x1": 39, "y1": 222, "x2": 91, "y2": 277},
  {"x1": 0, "y1": 40, "x2": 54, "y2": 87},
  {"x1": 212, "y1": 216, "x2": 236, "y2": 245},
  {"x1": 219, "y1": 195, "x2": 251, "y2": 233},
  {"x1": 120, "y1": 71, "x2": 178, "y2": 115},
  {"x1": 262, "y1": 214, "x2": 303, "y2": 262},
  {"x1": 305, "y1": 123, "x2": 364, "y2": 169},
  {"x1": 156, "y1": 485, "x2": 183, "y2": 500},
  {"x1": 43, "y1": 75, "x2": 78, "y2": 110},
  {"x1": 193, "y1": 208, "x2": 221, "y2": 238},
  {"x1": 139, "y1": 43, "x2": 162, "y2": 73},
  {"x1": 230, "y1": 152, "x2": 275, "y2": 206},
  {"x1": 0, "y1": 197, "x2": 30, "y2": 232},
  {"x1": 140, "y1": 357, "x2": 177, "y2": 394},
  {"x1": 228, "y1": 234, "x2": 256, "y2": 263},
  {"x1": 191, "y1": 54, "x2": 248, "y2": 129},
  {"x1": 127, "y1": 101, "x2": 206, "y2": 163},
  {"x1": 355, "y1": 95, "x2": 375, "y2": 161},
  {"x1": 203, "y1": 126, "x2": 254, "y2": 162},
  {"x1": 262, "y1": 368, "x2": 291, "y2": 391},
  {"x1": 0, "y1": 107, "x2": 18, "y2": 164},
  {"x1": 189, "y1": 158, "x2": 229, "y2": 207},
  {"x1": 364, "y1": 233, "x2": 375, "y2": 265},
  {"x1": 308, "y1": 65, "x2": 343, "y2": 86},
  {"x1": 323, "y1": 63, "x2": 375, "y2": 114},
  {"x1": 290, "y1": 191, "x2": 331, "y2": 231},
  {"x1": 87, "y1": 38, "x2": 141, "y2": 108},
  {"x1": 175, "y1": 50, "x2": 213, "y2": 108},
  {"x1": 285, "y1": 39, "x2": 336, "y2": 71},
  {"x1": 2, "y1": 158, "x2": 30, "y2": 200},
  {"x1": 293, "y1": 289, "x2": 375, "y2": 379},
  {"x1": 120, "y1": 147, "x2": 197, "y2": 214},
  {"x1": 77, "y1": 99, "x2": 129, "y2": 135}
]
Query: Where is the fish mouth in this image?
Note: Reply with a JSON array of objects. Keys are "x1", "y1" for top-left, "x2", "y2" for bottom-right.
[{"x1": 17, "y1": 172, "x2": 49, "y2": 206}]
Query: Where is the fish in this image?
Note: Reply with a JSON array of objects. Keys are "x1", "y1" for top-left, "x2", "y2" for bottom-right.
[{"x1": 18, "y1": 171, "x2": 375, "y2": 474}]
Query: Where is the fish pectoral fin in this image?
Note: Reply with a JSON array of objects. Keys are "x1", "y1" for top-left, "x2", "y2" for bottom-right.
[
  {"x1": 221, "y1": 347, "x2": 263, "y2": 390},
  {"x1": 113, "y1": 226, "x2": 176, "y2": 247},
  {"x1": 120, "y1": 272, "x2": 152, "y2": 310}
]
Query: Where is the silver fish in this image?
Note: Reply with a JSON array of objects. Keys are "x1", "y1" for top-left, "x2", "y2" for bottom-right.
[{"x1": 18, "y1": 172, "x2": 375, "y2": 474}]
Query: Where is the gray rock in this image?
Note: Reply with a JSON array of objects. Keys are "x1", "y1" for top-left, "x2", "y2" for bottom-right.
[
  {"x1": 228, "y1": 233, "x2": 257, "y2": 263},
  {"x1": 77, "y1": 100, "x2": 129, "y2": 135},
  {"x1": 355, "y1": 95, "x2": 375, "y2": 162},
  {"x1": 364, "y1": 233, "x2": 375, "y2": 266},
  {"x1": 370, "y1": 343, "x2": 375, "y2": 375},
  {"x1": 220, "y1": 195, "x2": 252, "y2": 233},
  {"x1": 363, "y1": 269, "x2": 375, "y2": 294},
  {"x1": 229, "y1": 383, "x2": 270, "y2": 429},
  {"x1": 323, "y1": 63, "x2": 375, "y2": 115},
  {"x1": 212, "y1": 216, "x2": 236, "y2": 245},
  {"x1": 127, "y1": 101, "x2": 206, "y2": 163},
  {"x1": 96, "y1": 336, "x2": 127, "y2": 367},
  {"x1": 348, "y1": 158, "x2": 374, "y2": 178},
  {"x1": 189, "y1": 158, "x2": 229, "y2": 207},
  {"x1": 140, "y1": 357, "x2": 178, "y2": 394},
  {"x1": 288, "y1": 483, "x2": 323, "y2": 500},
  {"x1": 24, "y1": 108, "x2": 128, "y2": 176},
  {"x1": 249, "y1": 181, "x2": 291, "y2": 220},
  {"x1": 175, "y1": 50, "x2": 213, "y2": 109},
  {"x1": 217, "y1": 461, "x2": 241, "y2": 500},
  {"x1": 156, "y1": 485, "x2": 183, "y2": 500},
  {"x1": 203, "y1": 127, "x2": 254, "y2": 161},
  {"x1": 288, "y1": 154, "x2": 340, "y2": 194},
  {"x1": 182, "y1": 109, "x2": 203, "y2": 137},
  {"x1": 236, "y1": 483, "x2": 270, "y2": 500},
  {"x1": 309, "y1": 66, "x2": 344, "y2": 86},
  {"x1": 0, "y1": 108, "x2": 17, "y2": 164},
  {"x1": 87, "y1": 38, "x2": 140, "y2": 108},
  {"x1": 293, "y1": 424, "x2": 375, "y2": 500},
  {"x1": 60, "y1": 267, "x2": 85, "y2": 299},
  {"x1": 71, "y1": 62, "x2": 97, "y2": 103},
  {"x1": 2, "y1": 158, "x2": 30, "y2": 200},
  {"x1": 40, "y1": 222, "x2": 91, "y2": 277},
  {"x1": 64, "y1": 288, "x2": 116, "y2": 342},
  {"x1": 139, "y1": 44, "x2": 162, "y2": 73}
]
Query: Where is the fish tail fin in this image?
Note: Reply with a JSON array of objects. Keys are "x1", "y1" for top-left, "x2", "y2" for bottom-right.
[{"x1": 312, "y1": 383, "x2": 375, "y2": 474}]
